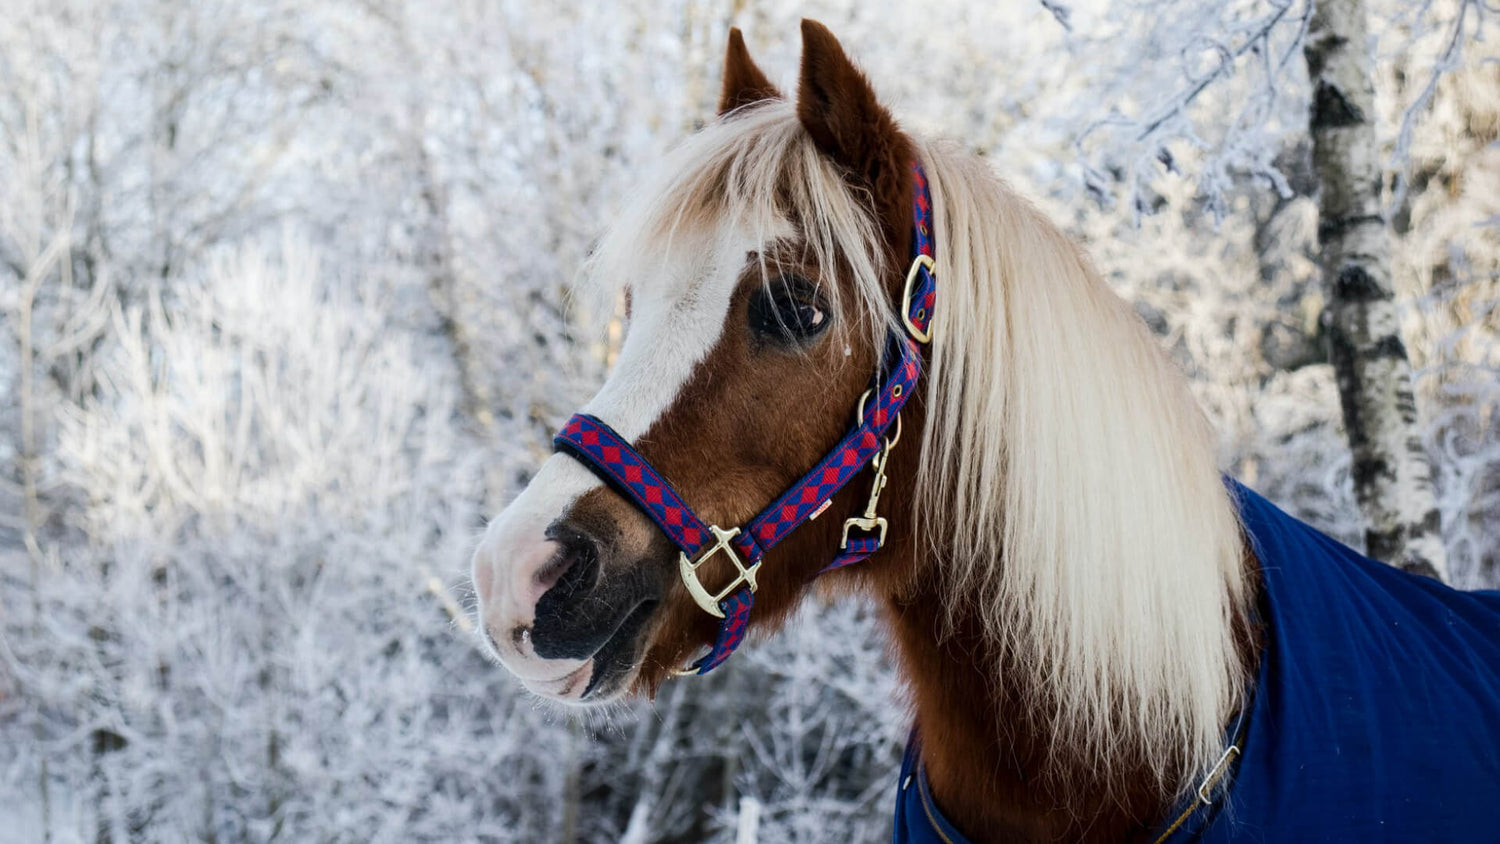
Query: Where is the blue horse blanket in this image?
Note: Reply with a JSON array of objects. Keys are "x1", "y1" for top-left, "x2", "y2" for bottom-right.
[{"x1": 893, "y1": 481, "x2": 1500, "y2": 843}]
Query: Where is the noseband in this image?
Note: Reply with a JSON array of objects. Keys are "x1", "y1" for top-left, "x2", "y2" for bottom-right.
[{"x1": 553, "y1": 162, "x2": 937, "y2": 675}]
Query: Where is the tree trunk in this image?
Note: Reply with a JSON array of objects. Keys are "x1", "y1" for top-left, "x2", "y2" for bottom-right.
[{"x1": 1304, "y1": 0, "x2": 1448, "y2": 581}]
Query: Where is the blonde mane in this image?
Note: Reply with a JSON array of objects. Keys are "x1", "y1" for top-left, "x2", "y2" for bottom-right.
[
  {"x1": 914, "y1": 138, "x2": 1250, "y2": 793},
  {"x1": 584, "y1": 104, "x2": 1250, "y2": 795}
]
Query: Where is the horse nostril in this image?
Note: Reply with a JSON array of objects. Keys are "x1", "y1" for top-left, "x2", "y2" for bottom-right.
[
  {"x1": 538, "y1": 523, "x2": 601, "y2": 599},
  {"x1": 482, "y1": 624, "x2": 504, "y2": 655}
]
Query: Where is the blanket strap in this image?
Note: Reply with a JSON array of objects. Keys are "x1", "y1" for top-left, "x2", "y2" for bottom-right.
[{"x1": 1150, "y1": 697, "x2": 1252, "y2": 843}]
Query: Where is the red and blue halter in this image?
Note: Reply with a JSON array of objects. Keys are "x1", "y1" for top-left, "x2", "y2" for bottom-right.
[{"x1": 554, "y1": 162, "x2": 936, "y2": 675}]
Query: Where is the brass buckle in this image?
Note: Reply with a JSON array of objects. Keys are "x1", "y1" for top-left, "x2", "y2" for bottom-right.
[
  {"x1": 678, "y1": 525, "x2": 759, "y2": 619},
  {"x1": 901, "y1": 254, "x2": 935, "y2": 344}
]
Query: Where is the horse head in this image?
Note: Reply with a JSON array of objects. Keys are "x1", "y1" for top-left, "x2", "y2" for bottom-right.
[{"x1": 471, "y1": 21, "x2": 922, "y2": 703}]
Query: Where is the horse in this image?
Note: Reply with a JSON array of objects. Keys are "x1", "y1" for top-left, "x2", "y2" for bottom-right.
[{"x1": 471, "y1": 21, "x2": 1500, "y2": 843}]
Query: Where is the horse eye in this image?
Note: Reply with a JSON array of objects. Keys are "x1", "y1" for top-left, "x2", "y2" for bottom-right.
[{"x1": 749, "y1": 276, "x2": 830, "y2": 345}]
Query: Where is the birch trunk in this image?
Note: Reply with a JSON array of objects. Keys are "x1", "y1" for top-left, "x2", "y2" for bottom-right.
[{"x1": 1304, "y1": 0, "x2": 1448, "y2": 580}]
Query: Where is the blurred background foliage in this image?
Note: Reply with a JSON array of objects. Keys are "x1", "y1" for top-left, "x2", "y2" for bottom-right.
[{"x1": 1, "y1": 0, "x2": 1496, "y2": 841}]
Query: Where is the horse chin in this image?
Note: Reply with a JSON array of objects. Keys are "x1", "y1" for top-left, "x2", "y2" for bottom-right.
[
  {"x1": 514, "y1": 659, "x2": 597, "y2": 702},
  {"x1": 521, "y1": 603, "x2": 659, "y2": 706},
  {"x1": 522, "y1": 662, "x2": 641, "y2": 707}
]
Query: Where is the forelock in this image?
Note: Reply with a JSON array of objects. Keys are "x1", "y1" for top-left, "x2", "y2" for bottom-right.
[{"x1": 580, "y1": 101, "x2": 897, "y2": 347}]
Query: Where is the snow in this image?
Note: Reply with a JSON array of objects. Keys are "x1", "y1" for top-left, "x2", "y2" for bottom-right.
[{"x1": 1, "y1": 0, "x2": 1496, "y2": 841}]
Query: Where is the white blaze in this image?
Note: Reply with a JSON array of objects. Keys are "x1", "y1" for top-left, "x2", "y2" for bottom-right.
[{"x1": 470, "y1": 224, "x2": 770, "y2": 701}]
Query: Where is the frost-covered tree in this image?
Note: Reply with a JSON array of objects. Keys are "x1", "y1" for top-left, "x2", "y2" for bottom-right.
[
  {"x1": 1305, "y1": 0, "x2": 1447, "y2": 578},
  {"x1": 2, "y1": 1, "x2": 1497, "y2": 842}
]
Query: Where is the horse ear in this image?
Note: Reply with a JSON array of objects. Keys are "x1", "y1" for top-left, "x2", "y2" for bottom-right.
[
  {"x1": 796, "y1": 20, "x2": 912, "y2": 241},
  {"x1": 719, "y1": 28, "x2": 781, "y2": 115}
]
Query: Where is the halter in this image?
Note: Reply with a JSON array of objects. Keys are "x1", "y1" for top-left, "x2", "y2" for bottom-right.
[{"x1": 554, "y1": 161, "x2": 937, "y2": 675}]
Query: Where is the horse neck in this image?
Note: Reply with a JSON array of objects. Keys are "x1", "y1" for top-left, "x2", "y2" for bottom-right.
[
  {"x1": 852, "y1": 148, "x2": 1263, "y2": 840},
  {"x1": 875, "y1": 552, "x2": 1175, "y2": 842},
  {"x1": 863, "y1": 312, "x2": 1255, "y2": 836},
  {"x1": 866, "y1": 420, "x2": 1260, "y2": 842}
]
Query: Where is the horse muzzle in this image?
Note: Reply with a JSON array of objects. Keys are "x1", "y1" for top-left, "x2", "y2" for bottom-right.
[{"x1": 471, "y1": 458, "x2": 668, "y2": 704}]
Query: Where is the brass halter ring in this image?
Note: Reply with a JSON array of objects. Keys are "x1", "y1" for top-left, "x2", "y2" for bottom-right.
[
  {"x1": 856, "y1": 387, "x2": 902, "y2": 450},
  {"x1": 671, "y1": 526, "x2": 759, "y2": 676},
  {"x1": 676, "y1": 525, "x2": 760, "y2": 620}
]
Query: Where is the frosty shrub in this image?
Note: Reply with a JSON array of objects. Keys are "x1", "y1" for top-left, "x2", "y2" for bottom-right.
[
  {"x1": 1, "y1": 237, "x2": 583, "y2": 841},
  {"x1": 1, "y1": 0, "x2": 1497, "y2": 842}
]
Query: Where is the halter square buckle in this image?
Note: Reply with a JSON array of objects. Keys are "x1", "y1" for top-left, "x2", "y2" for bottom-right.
[
  {"x1": 901, "y1": 254, "x2": 935, "y2": 344},
  {"x1": 678, "y1": 525, "x2": 760, "y2": 619}
]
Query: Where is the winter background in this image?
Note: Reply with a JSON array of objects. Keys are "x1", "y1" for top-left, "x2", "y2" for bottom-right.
[{"x1": 1, "y1": 0, "x2": 1496, "y2": 841}]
